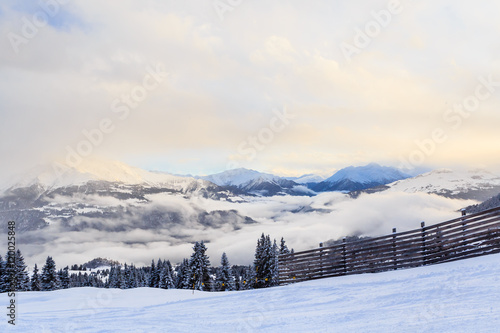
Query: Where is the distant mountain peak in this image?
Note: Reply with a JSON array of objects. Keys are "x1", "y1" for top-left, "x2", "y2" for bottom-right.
[
  {"x1": 201, "y1": 168, "x2": 276, "y2": 187},
  {"x1": 0, "y1": 159, "x2": 212, "y2": 194},
  {"x1": 313, "y1": 163, "x2": 410, "y2": 193},
  {"x1": 200, "y1": 168, "x2": 311, "y2": 196},
  {"x1": 385, "y1": 168, "x2": 500, "y2": 201},
  {"x1": 285, "y1": 174, "x2": 325, "y2": 184}
]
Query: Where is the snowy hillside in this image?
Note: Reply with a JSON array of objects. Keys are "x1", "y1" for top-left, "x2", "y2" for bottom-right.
[
  {"x1": 386, "y1": 168, "x2": 500, "y2": 201},
  {"x1": 201, "y1": 168, "x2": 276, "y2": 187},
  {"x1": 201, "y1": 168, "x2": 308, "y2": 196},
  {"x1": 0, "y1": 159, "x2": 209, "y2": 193},
  {"x1": 313, "y1": 163, "x2": 411, "y2": 192},
  {"x1": 285, "y1": 173, "x2": 325, "y2": 184},
  {"x1": 3, "y1": 253, "x2": 500, "y2": 332}
]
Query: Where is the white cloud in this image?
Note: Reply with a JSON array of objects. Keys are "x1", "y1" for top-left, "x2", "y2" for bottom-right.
[
  {"x1": 1, "y1": 189, "x2": 475, "y2": 269},
  {"x1": 0, "y1": 1, "x2": 500, "y2": 178}
]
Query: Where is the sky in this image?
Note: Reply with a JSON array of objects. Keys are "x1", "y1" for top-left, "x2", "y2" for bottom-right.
[{"x1": 1, "y1": 0, "x2": 500, "y2": 181}]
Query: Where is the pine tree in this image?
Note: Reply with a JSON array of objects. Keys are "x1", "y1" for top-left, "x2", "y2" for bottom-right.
[
  {"x1": 176, "y1": 258, "x2": 190, "y2": 289},
  {"x1": 215, "y1": 253, "x2": 235, "y2": 291},
  {"x1": 244, "y1": 265, "x2": 255, "y2": 290},
  {"x1": 148, "y1": 260, "x2": 160, "y2": 288},
  {"x1": 134, "y1": 266, "x2": 145, "y2": 287},
  {"x1": 0, "y1": 255, "x2": 7, "y2": 293},
  {"x1": 188, "y1": 241, "x2": 211, "y2": 291},
  {"x1": 30, "y1": 264, "x2": 41, "y2": 291},
  {"x1": 107, "y1": 266, "x2": 116, "y2": 288},
  {"x1": 126, "y1": 264, "x2": 138, "y2": 289},
  {"x1": 253, "y1": 234, "x2": 268, "y2": 288},
  {"x1": 60, "y1": 266, "x2": 70, "y2": 289},
  {"x1": 122, "y1": 264, "x2": 132, "y2": 289},
  {"x1": 279, "y1": 237, "x2": 290, "y2": 255},
  {"x1": 41, "y1": 256, "x2": 60, "y2": 291},
  {"x1": 271, "y1": 239, "x2": 279, "y2": 286},
  {"x1": 253, "y1": 234, "x2": 276, "y2": 288},
  {"x1": 165, "y1": 260, "x2": 175, "y2": 284},
  {"x1": 6, "y1": 250, "x2": 30, "y2": 291},
  {"x1": 109, "y1": 266, "x2": 125, "y2": 289},
  {"x1": 159, "y1": 266, "x2": 174, "y2": 289}
]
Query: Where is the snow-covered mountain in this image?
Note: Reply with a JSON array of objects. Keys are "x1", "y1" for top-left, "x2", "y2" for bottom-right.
[
  {"x1": 385, "y1": 168, "x2": 500, "y2": 201},
  {"x1": 0, "y1": 159, "x2": 214, "y2": 194},
  {"x1": 464, "y1": 192, "x2": 500, "y2": 214},
  {"x1": 0, "y1": 160, "x2": 252, "y2": 233},
  {"x1": 201, "y1": 168, "x2": 313, "y2": 196},
  {"x1": 285, "y1": 174, "x2": 325, "y2": 185},
  {"x1": 312, "y1": 163, "x2": 411, "y2": 192}
]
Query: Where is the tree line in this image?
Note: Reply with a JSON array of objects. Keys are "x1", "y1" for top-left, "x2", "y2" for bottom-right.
[{"x1": 0, "y1": 233, "x2": 292, "y2": 293}]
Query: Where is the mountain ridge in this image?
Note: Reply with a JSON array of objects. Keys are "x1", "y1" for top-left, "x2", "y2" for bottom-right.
[{"x1": 312, "y1": 163, "x2": 411, "y2": 192}]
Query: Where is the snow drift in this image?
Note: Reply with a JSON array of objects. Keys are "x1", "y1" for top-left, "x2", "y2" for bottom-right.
[{"x1": 2, "y1": 253, "x2": 500, "y2": 332}]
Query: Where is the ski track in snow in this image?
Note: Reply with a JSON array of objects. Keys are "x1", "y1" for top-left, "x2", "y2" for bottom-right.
[{"x1": 2, "y1": 253, "x2": 500, "y2": 332}]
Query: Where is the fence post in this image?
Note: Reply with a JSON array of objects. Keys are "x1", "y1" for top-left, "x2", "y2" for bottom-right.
[
  {"x1": 342, "y1": 237, "x2": 347, "y2": 275},
  {"x1": 461, "y1": 209, "x2": 467, "y2": 239},
  {"x1": 319, "y1": 242, "x2": 323, "y2": 277},
  {"x1": 436, "y1": 226, "x2": 443, "y2": 262},
  {"x1": 421, "y1": 221, "x2": 426, "y2": 266},
  {"x1": 392, "y1": 228, "x2": 397, "y2": 270}
]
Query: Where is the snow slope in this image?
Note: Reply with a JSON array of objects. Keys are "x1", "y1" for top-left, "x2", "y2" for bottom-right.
[
  {"x1": 200, "y1": 168, "x2": 307, "y2": 196},
  {"x1": 313, "y1": 163, "x2": 411, "y2": 192},
  {"x1": 3, "y1": 253, "x2": 500, "y2": 332},
  {"x1": 201, "y1": 168, "x2": 277, "y2": 187},
  {"x1": 285, "y1": 174, "x2": 325, "y2": 184},
  {"x1": 387, "y1": 168, "x2": 500, "y2": 200},
  {"x1": 0, "y1": 159, "x2": 212, "y2": 193},
  {"x1": 324, "y1": 163, "x2": 410, "y2": 184}
]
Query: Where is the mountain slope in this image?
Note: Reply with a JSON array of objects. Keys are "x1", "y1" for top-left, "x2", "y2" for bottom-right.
[
  {"x1": 0, "y1": 160, "x2": 251, "y2": 233},
  {"x1": 285, "y1": 174, "x2": 325, "y2": 185},
  {"x1": 1, "y1": 159, "x2": 214, "y2": 194},
  {"x1": 464, "y1": 192, "x2": 500, "y2": 214},
  {"x1": 312, "y1": 163, "x2": 411, "y2": 192},
  {"x1": 5, "y1": 253, "x2": 500, "y2": 332},
  {"x1": 201, "y1": 168, "x2": 312, "y2": 196},
  {"x1": 386, "y1": 168, "x2": 500, "y2": 201}
]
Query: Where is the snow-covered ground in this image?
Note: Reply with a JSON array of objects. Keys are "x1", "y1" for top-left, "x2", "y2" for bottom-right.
[
  {"x1": 2, "y1": 253, "x2": 500, "y2": 332},
  {"x1": 387, "y1": 168, "x2": 500, "y2": 197}
]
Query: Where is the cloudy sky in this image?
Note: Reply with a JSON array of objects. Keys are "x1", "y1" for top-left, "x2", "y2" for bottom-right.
[{"x1": 1, "y1": 0, "x2": 500, "y2": 180}]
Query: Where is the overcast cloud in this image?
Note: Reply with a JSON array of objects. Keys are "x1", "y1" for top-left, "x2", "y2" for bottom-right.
[
  {"x1": 0, "y1": 0, "x2": 500, "y2": 181},
  {"x1": 0, "y1": 190, "x2": 474, "y2": 268}
]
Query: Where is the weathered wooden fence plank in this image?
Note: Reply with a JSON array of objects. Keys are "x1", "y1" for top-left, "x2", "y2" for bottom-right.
[{"x1": 278, "y1": 206, "x2": 500, "y2": 285}]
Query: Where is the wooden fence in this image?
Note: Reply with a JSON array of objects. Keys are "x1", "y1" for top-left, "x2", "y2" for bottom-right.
[{"x1": 278, "y1": 206, "x2": 500, "y2": 285}]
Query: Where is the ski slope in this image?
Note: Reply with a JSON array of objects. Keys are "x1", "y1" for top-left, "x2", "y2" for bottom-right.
[{"x1": 2, "y1": 253, "x2": 500, "y2": 332}]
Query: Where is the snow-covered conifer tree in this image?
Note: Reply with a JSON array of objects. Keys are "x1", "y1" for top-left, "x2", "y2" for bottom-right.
[
  {"x1": 59, "y1": 266, "x2": 70, "y2": 289},
  {"x1": 176, "y1": 258, "x2": 190, "y2": 289},
  {"x1": 41, "y1": 256, "x2": 61, "y2": 291},
  {"x1": 215, "y1": 252, "x2": 235, "y2": 291},
  {"x1": 30, "y1": 264, "x2": 41, "y2": 291},
  {"x1": 149, "y1": 259, "x2": 160, "y2": 288},
  {"x1": 188, "y1": 241, "x2": 211, "y2": 291},
  {"x1": 279, "y1": 237, "x2": 290, "y2": 255},
  {"x1": 0, "y1": 255, "x2": 7, "y2": 293}
]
